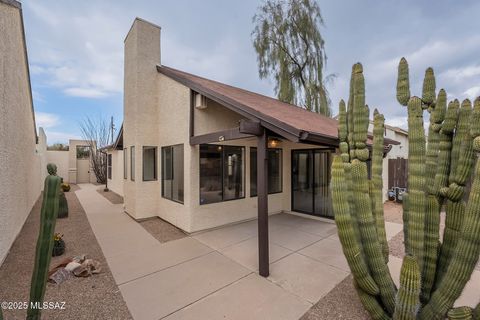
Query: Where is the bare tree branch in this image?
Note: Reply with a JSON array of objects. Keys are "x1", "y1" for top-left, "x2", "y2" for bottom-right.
[{"x1": 79, "y1": 116, "x2": 110, "y2": 184}]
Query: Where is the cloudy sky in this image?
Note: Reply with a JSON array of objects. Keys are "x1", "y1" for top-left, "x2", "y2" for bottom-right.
[{"x1": 23, "y1": 0, "x2": 480, "y2": 144}]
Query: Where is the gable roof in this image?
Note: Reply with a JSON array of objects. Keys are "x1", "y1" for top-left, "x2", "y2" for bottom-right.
[
  {"x1": 158, "y1": 65, "x2": 340, "y2": 146},
  {"x1": 109, "y1": 65, "x2": 399, "y2": 149}
]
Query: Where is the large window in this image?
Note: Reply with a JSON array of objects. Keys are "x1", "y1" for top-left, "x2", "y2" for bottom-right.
[
  {"x1": 200, "y1": 145, "x2": 245, "y2": 204},
  {"x1": 130, "y1": 146, "x2": 135, "y2": 181},
  {"x1": 76, "y1": 146, "x2": 90, "y2": 159},
  {"x1": 162, "y1": 144, "x2": 184, "y2": 203},
  {"x1": 123, "y1": 148, "x2": 127, "y2": 179},
  {"x1": 250, "y1": 148, "x2": 282, "y2": 196},
  {"x1": 143, "y1": 147, "x2": 157, "y2": 181},
  {"x1": 107, "y1": 154, "x2": 112, "y2": 179}
]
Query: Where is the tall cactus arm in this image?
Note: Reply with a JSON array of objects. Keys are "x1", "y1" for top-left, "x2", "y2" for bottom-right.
[
  {"x1": 351, "y1": 159, "x2": 397, "y2": 314},
  {"x1": 426, "y1": 90, "x2": 446, "y2": 193},
  {"x1": 421, "y1": 194, "x2": 440, "y2": 304},
  {"x1": 331, "y1": 156, "x2": 380, "y2": 295},
  {"x1": 396, "y1": 58, "x2": 411, "y2": 106},
  {"x1": 436, "y1": 100, "x2": 476, "y2": 286},
  {"x1": 405, "y1": 97, "x2": 426, "y2": 271},
  {"x1": 448, "y1": 99, "x2": 473, "y2": 188},
  {"x1": 421, "y1": 90, "x2": 447, "y2": 303},
  {"x1": 435, "y1": 201, "x2": 465, "y2": 286},
  {"x1": 354, "y1": 280, "x2": 392, "y2": 320},
  {"x1": 372, "y1": 110, "x2": 389, "y2": 262},
  {"x1": 419, "y1": 157, "x2": 480, "y2": 319},
  {"x1": 393, "y1": 255, "x2": 421, "y2": 320},
  {"x1": 422, "y1": 67, "x2": 436, "y2": 106},
  {"x1": 432, "y1": 100, "x2": 458, "y2": 196},
  {"x1": 347, "y1": 65, "x2": 356, "y2": 158},
  {"x1": 27, "y1": 164, "x2": 61, "y2": 320},
  {"x1": 447, "y1": 307, "x2": 473, "y2": 320},
  {"x1": 339, "y1": 100, "x2": 350, "y2": 163},
  {"x1": 353, "y1": 63, "x2": 368, "y2": 155}
]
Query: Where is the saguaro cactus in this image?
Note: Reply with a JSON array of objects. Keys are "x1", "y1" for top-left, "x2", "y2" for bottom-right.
[
  {"x1": 27, "y1": 163, "x2": 61, "y2": 320},
  {"x1": 331, "y1": 59, "x2": 480, "y2": 319}
]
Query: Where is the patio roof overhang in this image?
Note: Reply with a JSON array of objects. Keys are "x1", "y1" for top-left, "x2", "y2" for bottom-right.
[
  {"x1": 158, "y1": 65, "x2": 343, "y2": 147},
  {"x1": 156, "y1": 64, "x2": 400, "y2": 277}
]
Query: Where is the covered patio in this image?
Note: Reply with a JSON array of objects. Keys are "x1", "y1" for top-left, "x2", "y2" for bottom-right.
[
  {"x1": 159, "y1": 66, "x2": 400, "y2": 277},
  {"x1": 74, "y1": 183, "x2": 419, "y2": 320}
]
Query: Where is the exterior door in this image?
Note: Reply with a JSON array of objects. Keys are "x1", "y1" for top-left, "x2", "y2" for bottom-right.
[
  {"x1": 292, "y1": 149, "x2": 333, "y2": 218},
  {"x1": 76, "y1": 159, "x2": 90, "y2": 183}
]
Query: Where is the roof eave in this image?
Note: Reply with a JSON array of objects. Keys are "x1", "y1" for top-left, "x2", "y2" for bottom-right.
[{"x1": 157, "y1": 65, "x2": 309, "y2": 143}]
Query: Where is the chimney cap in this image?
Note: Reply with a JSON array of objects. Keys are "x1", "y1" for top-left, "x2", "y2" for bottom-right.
[{"x1": 124, "y1": 17, "x2": 161, "y2": 43}]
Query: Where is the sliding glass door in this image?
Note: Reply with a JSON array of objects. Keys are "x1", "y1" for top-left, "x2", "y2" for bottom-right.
[{"x1": 292, "y1": 149, "x2": 333, "y2": 218}]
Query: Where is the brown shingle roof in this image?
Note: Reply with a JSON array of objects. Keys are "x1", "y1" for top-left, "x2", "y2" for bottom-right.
[
  {"x1": 158, "y1": 65, "x2": 339, "y2": 145},
  {"x1": 157, "y1": 65, "x2": 399, "y2": 147}
]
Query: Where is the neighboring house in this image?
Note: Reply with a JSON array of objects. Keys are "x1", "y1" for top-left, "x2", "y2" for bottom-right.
[
  {"x1": 367, "y1": 121, "x2": 409, "y2": 202},
  {"x1": 106, "y1": 18, "x2": 399, "y2": 237},
  {"x1": 0, "y1": 0, "x2": 47, "y2": 264}
]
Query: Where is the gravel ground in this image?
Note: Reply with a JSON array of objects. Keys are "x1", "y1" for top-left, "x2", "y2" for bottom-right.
[
  {"x1": 383, "y1": 201, "x2": 404, "y2": 224},
  {"x1": 0, "y1": 185, "x2": 132, "y2": 320},
  {"x1": 97, "y1": 189, "x2": 124, "y2": 204},
  {"x1": 300, "y1": 275, "x2": 370, "y2": 320},
  {"x1": 139, "y1": 218, "x2": 187, "y2": 243}
]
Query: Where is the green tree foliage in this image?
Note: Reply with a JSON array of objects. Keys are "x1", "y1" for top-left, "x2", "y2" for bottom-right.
[{"x1": 252, "y1": 0, "x2": 333, "y2": 116}]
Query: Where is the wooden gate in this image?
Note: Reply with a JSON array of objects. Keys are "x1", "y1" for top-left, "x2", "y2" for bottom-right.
[{"x1": 388, "y1": 158, "x2": 408, "y2": 189}]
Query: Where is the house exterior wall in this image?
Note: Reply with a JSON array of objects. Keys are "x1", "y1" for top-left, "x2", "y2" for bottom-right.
[
  {"x1": 46, "y1": 150, "x2": 69, "y2": 181},
  {"x1": 0, "y1": 0, "x2": 45, "y2": 264},
  {"x1": 107, "y1": 149, "x2": 124, "y2": 197},
  {"x1": 120, "y1": 18, "x2": 336, "y2": 233}
]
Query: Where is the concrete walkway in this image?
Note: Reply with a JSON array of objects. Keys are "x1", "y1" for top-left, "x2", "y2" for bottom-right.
[{"x1": 75, "y1": 184, "x2": 480, "y2": 320}]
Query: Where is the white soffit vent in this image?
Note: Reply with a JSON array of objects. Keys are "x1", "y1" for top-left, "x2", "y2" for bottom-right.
[{"x1": 195, "y1": 93, "x2": 208, "y2": 109}]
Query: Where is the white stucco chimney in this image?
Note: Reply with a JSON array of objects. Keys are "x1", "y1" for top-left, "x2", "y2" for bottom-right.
[{"x1": 123, "y1": 18, "x2": 161, "y2": 218}]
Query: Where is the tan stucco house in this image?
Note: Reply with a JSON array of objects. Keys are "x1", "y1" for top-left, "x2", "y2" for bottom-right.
[{"x1": 106, "y1": 17, "x2": 398, "y2": 243}]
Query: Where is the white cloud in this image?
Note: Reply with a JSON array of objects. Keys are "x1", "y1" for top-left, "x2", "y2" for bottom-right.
[
  {"x1": 35, "y1": 112, "x2": 59, "y2": 128},
  {"x1": 63, "y1": 87, "x2": 108, "y2": 98},
  {"x1": 464, "y1": 86, "x2": 480, "y2": 100},
  {"x1": 25, "y1": 2, "x2": 126, "y2": 99},
  {"x1": 45, "y1": 130, "x2": 81, "y2": 144}
]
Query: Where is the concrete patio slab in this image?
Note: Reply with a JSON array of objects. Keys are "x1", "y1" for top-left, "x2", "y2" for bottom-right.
[
  {"x1": 164, "y1": 273, "x2": 311, "y2": 320},
  {"x1": 387, "y1": 254, "x2": 480, "y2": 308},
  {"x1": 455, "y1": 267, "x2": 480, "y2": 308},
  {"x1": 109, "y1": 237, "x2": 213, "y2": 285},
  {"x1": 119, "y1": 252, "x2": 251, "y2": 320},
  {"x1": 299, "y1": 238, "x2": 349, "y2": 272},
  {"x1": 269, "y1": 253, "x2": 349, "y2": 303},
  {"x1": 385, "y1": 221, "x2": 403, "y2": 240},
  {"x1": 269, "y1": 224, "x2": 322, "y2": 251},
  {"x1": 270, "y1": 213, "x2": 337, "y2": 238},
  {"x1": 220, "y1": 236, "x2": 292, "y2": 271},
  {"x1": 193, "y1": 222, "x2": 256, "y2": 250}
]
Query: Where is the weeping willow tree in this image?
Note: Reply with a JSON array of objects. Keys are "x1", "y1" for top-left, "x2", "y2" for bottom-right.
[{"x1": 252, "y1": 0, "x2": 333, "y2": 116}]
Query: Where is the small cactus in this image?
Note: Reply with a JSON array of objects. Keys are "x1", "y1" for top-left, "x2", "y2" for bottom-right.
[{"x1": 27, "y1": 163, "x2": 61, "y2": 320}]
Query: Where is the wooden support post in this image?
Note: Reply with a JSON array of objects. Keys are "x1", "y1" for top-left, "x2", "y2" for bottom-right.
[{"x1": 257, "y1": 129, "x2": 269, "y2": 277}]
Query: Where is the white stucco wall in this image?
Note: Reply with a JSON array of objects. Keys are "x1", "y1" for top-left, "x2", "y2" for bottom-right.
[
  {"x1": 107, "y1": 149, "x2": 124, "y2": 197},
  {"x1": 46, "y1": 150, "x2": 69, "y2": 182},
  {"x1": 0, "y1": 1, "x2": 44, "y2": 264}
]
